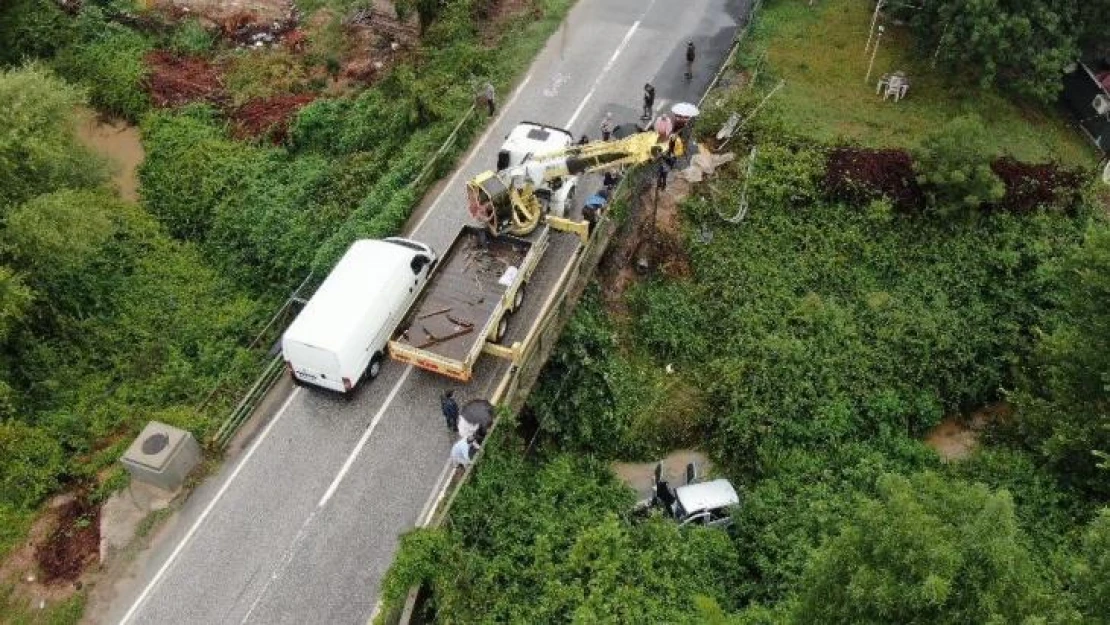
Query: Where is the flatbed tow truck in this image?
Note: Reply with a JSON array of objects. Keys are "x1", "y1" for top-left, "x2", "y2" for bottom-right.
[{"x1": 388, "y1": 119, "x2": 680, "y2": 381}]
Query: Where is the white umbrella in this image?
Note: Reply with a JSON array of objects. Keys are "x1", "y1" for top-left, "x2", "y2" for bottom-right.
[{"x1": 671, "y1": 102, "x2": 700, "y2": 118}]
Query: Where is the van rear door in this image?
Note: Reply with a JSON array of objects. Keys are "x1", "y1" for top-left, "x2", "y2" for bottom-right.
[{"x1": 285, "y1": 340, "x2": 342, "y2": 391}]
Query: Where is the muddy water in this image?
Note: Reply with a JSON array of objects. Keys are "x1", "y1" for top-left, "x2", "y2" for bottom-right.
[
  {"x1": 923, "y1": 401, "x2": 1012, "y2": 462},
  {"x1": 75, "y1": 110, "x2": 144, "y2": 203}
]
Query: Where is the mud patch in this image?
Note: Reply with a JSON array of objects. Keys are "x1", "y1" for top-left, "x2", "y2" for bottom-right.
[
  {"x1": 76, "y1": 111, "x2": 145, "y2": 203},
  {"x1": 613, "y1": 449, "x2": 712, "y2": 501},
  {"x1": 924, "y1": 402, "x2": 1012, "y2": 461}
]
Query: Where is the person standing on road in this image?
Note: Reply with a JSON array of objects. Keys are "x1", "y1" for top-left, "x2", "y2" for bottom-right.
[
  {"x1": 600, "y1": 112, "x2": 614, "y2": 141},
  {"x1": 450, "y1": 436, "x2": 479, "y2": 468},
  {"x1": 482, "y1": 81, "x2": 496, "y2": 116},
  {"x1": 441, "y1": 390, "x2": 459, "y2": 433},
  {"x1": 685, "y1": 41, "x2": 696, "y2": 80},
  {"x1": 641, "y1": 83, "x2": 656, "y2": 120}
]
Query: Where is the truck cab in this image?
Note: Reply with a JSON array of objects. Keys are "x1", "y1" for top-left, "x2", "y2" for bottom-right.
[{"x1": 496, "y1": 122, "x2": 578, "y2": 217}]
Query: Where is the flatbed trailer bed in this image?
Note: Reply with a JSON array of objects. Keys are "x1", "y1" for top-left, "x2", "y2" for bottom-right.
[{"x1": 388, "y1": 224, "x2": 550, "y2": 381}]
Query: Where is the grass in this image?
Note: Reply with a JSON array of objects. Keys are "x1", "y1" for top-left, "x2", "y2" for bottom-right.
[
  {"x1": 0, "y1": 584, "x2": 85, "y2": 625},
  {"x1": 742, "y1": 0, "x2": 1096, "y2": 167}
]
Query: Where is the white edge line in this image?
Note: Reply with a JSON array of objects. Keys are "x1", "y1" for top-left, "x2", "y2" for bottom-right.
[
  {"x1": 119, "y1": 387, "x2": 303, "y2": 625},
  {"x1": 416, "y1": 460, "x2": 456, "y2": 527},
  {"x1": 410, "y1": 73, "x2": 535, "y2": 236},
  {"x1": 317, "y1": 365, "x2": 415, "y2": 508},
  {"x1": 564, "y1": 19, "x2": 642, "y2": 129}
]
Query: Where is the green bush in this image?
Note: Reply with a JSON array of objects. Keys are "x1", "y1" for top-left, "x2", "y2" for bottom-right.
[
  {"x1": 0, "y1": 0, "x2": 77, "y2": 65},
  {"x1": 913, "y1": 115, "x2": 1005, "y2": 215},
  {"x1": 0, "y1": 420, "x2": 65, "y2": 509},
  {"x1": 0, "y1": 62, "x2": 106, "y2": 211},
  {"x1": 54, "y1": 7, "x2": 152, "y2": 120},
  {"x1": 168, "y1": 18, "x2": 216, "y2": 56}
]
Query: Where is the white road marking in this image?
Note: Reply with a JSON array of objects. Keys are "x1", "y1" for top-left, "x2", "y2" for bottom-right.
[
  {"x1": 410, "y1": 72, "x2": 535, "y2": 236},
  {"x1": 565, "y1": 17, "x2": 643, "y2": 129},
  {"x1": 417, "y1": 459, "x2": 457, "y2": 527},
  {"x1": 239, "y1": 508, "x2": 320, "y2": 624},
  {"x1": 119, "y1": 387, "x2": 303, "y2": 625},
  {"x1": 318, "y1": 365, "x2": 415, "y2": 508}
]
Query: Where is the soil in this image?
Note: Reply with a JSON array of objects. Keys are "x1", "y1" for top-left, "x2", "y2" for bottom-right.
[
  {"x1": 76, "y1": 110, "x2": 145, "y2": 203},
  {"x1": 598, "y1": 174, "x2": 694, "y2": 312},
  {"x1": 36, "y1": 498, "x2": 100, "y2": 583},
  {"x1": 149, "y1": 0, "x2": 296, "y2": 35},
  {"x1": 924, "y1": 401, "x2": 1012, "y2": 461},
  {"x1": 0, "y1": 494, "x2": 100, "y2": 613}
]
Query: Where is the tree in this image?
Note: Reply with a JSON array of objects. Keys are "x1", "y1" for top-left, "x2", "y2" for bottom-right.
[
  {"x1": 0, "y1": 62, "x2": 105, "y2": 211},
  {"x1": 1072, "y1": 509, "x2": 1110, "y2": 623},
  {"x1": 1015, "y1": 223, "x2": 1110, "y2": 498},
  {"x1": 0, "y1": 267, "x2": 33, "y2": 345},
  {"x1": 897, "y1": 1, "x2": 1080, "y2": 103},
  {"x1": 793, "y1": 472, "x2": 1059, "y2": 624},
  {"x1": 913, "y1": 115, "x2": 1004, "y2": 215},
  {"x1": 3, "y1": 189, "x2": 118, "y2": 277}
]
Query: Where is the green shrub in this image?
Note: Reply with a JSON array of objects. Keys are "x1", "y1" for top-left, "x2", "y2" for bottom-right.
[
  {"x1": 53, "y1": 7, "x2": 151, "y2": 120},
  {"x1": 0, "y1": 0, "x2": 77, "y2": 65},
  {"x1": 0, "y1": 62, "x2": 105, "y2": 210},
  {"x1": 913, "y1": 115, "x2": 1005, "y2": 215},
  {"x1": 168, "y1": 18, "x2": 215, "y2": 56},
  {"x1": 0, "y1": 420, "x2": 65, "y2": 509}
]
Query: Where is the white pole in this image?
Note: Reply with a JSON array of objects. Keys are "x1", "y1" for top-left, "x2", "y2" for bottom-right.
[
  {"x1": 865, "y1": 25, "x2": 884, "y2": 84},
  {"x1": 864, "y1": 0, "x2": 884, "y2": 54},
  {"x1": 931, "y1": 19, "x2": 951, "y2": 69}
]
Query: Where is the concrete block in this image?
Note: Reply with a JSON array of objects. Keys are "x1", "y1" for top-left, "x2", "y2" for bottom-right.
[{"x1": 120, "y1": 422, "x2": 202, "y2": 492}]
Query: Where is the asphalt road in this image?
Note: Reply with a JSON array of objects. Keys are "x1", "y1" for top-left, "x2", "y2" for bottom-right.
[{"x1": 109, "y1": 1, "x2": 745, "y2": 623}]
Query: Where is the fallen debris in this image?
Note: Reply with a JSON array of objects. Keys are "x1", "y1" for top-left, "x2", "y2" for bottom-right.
[
  {"x1": 230, "y1": 92, "x2": 317, "y2": 141},
  {"x1": 145, "y1": 50, "x2": 228, "y2": 108}
]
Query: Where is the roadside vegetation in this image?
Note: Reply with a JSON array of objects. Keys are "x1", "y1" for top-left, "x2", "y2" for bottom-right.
[
  {"x1": 0, "y1": 0, "x2": 572, "y2": 620},
  {"x1": 383, "y1": 0, "x2": 1110, "y2": 622}
]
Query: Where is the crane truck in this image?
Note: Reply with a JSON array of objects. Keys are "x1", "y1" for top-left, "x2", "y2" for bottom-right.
[{"x1": 387, "y1": 120, "x2": 681, "y2": 381}]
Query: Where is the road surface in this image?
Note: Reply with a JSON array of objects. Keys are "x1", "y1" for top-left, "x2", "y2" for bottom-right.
[{"x1": 107, "y1": 1, "x2": 745, "y2": 622}]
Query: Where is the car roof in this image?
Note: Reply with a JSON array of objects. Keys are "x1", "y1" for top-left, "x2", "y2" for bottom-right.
[
  {"x1": 503, "y1": 122, "x2": 574, "y2": 155},
  {"x1": 674, "y1": 479, "x2": 739, "y2": 513}
]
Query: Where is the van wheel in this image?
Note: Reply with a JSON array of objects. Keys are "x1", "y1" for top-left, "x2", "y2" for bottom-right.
[
  {"x1": 511, "y1": 283, "x2": 527, "y2": 313},
  {"x1": 366, "y1": 352, "x2": 384, "y2": 380},
  {"x1": 494, "y1": 315, "x2": 509, "y2": 343}
]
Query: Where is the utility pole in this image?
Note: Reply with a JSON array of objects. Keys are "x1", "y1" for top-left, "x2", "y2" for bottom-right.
[
  {"x1": 864, "y1": 0, "x2": 885, "y2": 54},
  {"x1": 931, "y1": 19, "x2": 951, "y2": 69},
  {"x1": 865, "y1": 25, "x2": 884, "y2": 84}
]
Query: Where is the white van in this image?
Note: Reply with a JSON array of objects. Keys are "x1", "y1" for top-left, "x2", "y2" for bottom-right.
[{"x1": 282, "y1": 238, "x2": 437, "y2": 394}]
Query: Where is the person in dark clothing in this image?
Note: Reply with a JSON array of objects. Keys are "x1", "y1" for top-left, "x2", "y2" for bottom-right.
[
  {"x1": 482, "y1": 82, "x2": 496, "y2": 116},
  {"x1": 600, "y1": 112, "x2": 614, "y2": 141},
  {"x1": 582, "y1": 202, "x2": 599, "y2": 236},
  {"x1": 440, "y1": 390, "x2": 459, "y2": 433},
  {"x1": 602, "y1": 171, "x2": 619, "y2": 190},
  {"x1": 656, "y1": 161, "x2": 669, "y2": 192},
  {"x1": 641, "y1": 83, "x2": 656, "y2": 120},
  {"x1": 685, "y1": 41, "x2": 696, "y2": 79},
  {"x1": 578, "y1": 134, "x2": 590, "y2": 145}
]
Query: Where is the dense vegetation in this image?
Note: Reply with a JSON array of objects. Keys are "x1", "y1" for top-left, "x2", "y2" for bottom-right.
[
  {"x1": 0, "y1": 63, "x2": 263, "y2": 560},
  {"x1": 0, "y1": 0, "x2": 574, "y2": 587},
  {"x1": 383, "y1": 0, "x2": 1109, "y2": 622}
]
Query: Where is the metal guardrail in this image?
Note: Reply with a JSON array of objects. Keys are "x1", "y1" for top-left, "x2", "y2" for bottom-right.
[
  {"x1": 203, "y1": 99, "x2": 485, "y2": 451},
  {"x1": 390, "y1": 11, "x2": 766, "y2": 620}
]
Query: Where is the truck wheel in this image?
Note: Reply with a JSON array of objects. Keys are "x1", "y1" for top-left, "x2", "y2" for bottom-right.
[
  {"x1": 494, "y1": 315, "x2": 509, "y2": 343},
  {"x1": 366, "y1": 352, "x2": 384, "y2": 380},
  {"x1": 511, "y1": 283, "x2": 527, "y2": 313}
]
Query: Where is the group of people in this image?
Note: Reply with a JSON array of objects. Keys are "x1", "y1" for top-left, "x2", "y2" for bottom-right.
[{"x1": 441, "y1": 390, "x2": 485, "y2": 469}]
